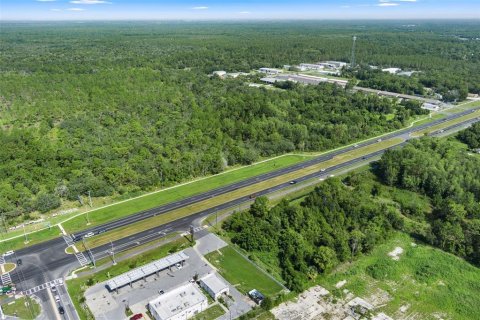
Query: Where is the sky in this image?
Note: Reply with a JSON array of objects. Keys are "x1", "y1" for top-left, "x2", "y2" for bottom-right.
[{"x1": 1, "y1": 0, "x2": 479, "y2": 21}]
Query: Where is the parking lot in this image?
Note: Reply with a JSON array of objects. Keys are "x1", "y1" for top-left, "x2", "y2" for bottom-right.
[{"x1": 85, "y1": 233, "x2": 252, "y2": 319}]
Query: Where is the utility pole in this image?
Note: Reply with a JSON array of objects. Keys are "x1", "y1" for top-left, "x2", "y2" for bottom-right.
[
  {"x1": 88, "y1": 191, "x2": 93, "y2": 208},
  {"x1": 110, "y1": 241, "x2": 116, "y2": 265},
  {"x1": 351, "y1": 35, "x2": 357, "y2": 68},
  {"x1": 23, "y1": 223, "x2": 28, "y2": 243}
]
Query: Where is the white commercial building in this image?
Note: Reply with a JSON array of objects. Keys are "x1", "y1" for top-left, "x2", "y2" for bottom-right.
[
  {"x1": 148, "y1": 283, "x2": 208, "y2": 320},
  {"x1": 199, "y1": 274, "x2": 229, "y2": 300},
  {"x1": 259, "y1": 67, "x2": 282, "y2": 75},
  {"x1": 299, "y1": 63, "x2": 325, "y2": 71},
  {"x1": 382, "y1": 67, "x2": 402, "y2": 74}
]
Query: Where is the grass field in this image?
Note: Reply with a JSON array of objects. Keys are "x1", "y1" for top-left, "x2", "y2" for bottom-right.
[
  {"x1": 67, "y1": 236, "x2": 192, "y2": 320},
  {"x1": 2, "y1": 296, "x2": 40, "y2": 320},
  {"x1": 318, "y1": 232, "x2": 480, "y2": 320},
  {"x1": 191, "y1": 304, "x2": 225, "y2": 320},
  {"x1": 205, "y1": 246, "x2": 284, "y2": 297}
]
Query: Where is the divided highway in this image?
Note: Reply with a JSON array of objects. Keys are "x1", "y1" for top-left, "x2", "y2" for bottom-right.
[
  {"x1": 69, "y1": 107, "x2": 480, "y2": 241},
  {"x1": 4, "y1": 107, "x2": 480, "y2": 298}
]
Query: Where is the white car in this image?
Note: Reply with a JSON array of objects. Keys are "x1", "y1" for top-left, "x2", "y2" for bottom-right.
[
  {"x1": 55, "y1": 295, "x2": 60, "y2": 302},
  {"x1": 83, "y1": 232, "x2": 94, "y2": 238},
  {"x1": 3, "y1": 251, "x2": 14, "y2": 257},
  {"x1": 320, "y1": 169, "x2": 326, "y2": 172},
  {"x1": 176, "y1": 263, "x2": 182, "y2": 269}
]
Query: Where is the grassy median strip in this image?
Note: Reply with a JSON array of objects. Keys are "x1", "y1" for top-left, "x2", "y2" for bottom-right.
[
  {"x1": 413, "y1": 109, "x2": 480, "y2": 137},
  {"x1": 62, "y1": 154, "x2": 311, "y2": 233},
  {"x1": 84, "y1": 138, "x2": 404, "y2": 249}
]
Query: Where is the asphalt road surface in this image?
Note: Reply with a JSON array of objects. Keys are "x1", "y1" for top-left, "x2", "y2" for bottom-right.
[{"x1": 3, "y1": 107, "x2": 479, "y2": 317}]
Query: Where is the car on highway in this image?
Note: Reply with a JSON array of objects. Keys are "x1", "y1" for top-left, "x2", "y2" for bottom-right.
[
  {"x1": 354, "y1": 144, "x2": 359, "y2": 148},
  {"x1": 289, "y1": 180, "x2": 297, "y2": 184},
  {"x1": 58, "y1": 306, "x2": 65, "y2": 315},
  {"x1": 3, "y1": 251, "x2": 14, "y2": 257},
  {"x1": 83, "y1": 232, "x2": 95, "y2": 238},
  {"x1": 55, "y1": 295, "x2": 60, "y2": 302},
  {"x1": 51, "y1": 285, "x2": 57, "y2": 292},
  {"x1": 377, "y1": 138, "x2": 382, "y2": 142}
]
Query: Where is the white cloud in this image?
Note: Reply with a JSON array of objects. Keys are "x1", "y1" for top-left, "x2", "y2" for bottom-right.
[
  {"x1": 239, "y1": 11, "x2": 250, "y2": 14},
  {"x1": 50, "y1": 8, "x2": 62, "y2": 11},
  {"x1": 192, "y1": 6, "x2": 208, "y2": 10},
  {"x1": 70, "y1": 0, "x2": 111, "y2": 4},
  {"x1": 378, "y1": 2, "x2": 400, "y2": 6},
  {"x1": 67, "y1": 7, "x2": 85, "y2": 11},
  {"x1": 37, "y1": 0, "x2": 57, "y2": 2}
]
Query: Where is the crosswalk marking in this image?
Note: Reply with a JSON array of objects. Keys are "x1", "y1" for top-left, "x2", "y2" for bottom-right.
[
  {"x1": 181, "y1": 225, "x2": 207, "y2": 236},
  {"x1": 23, "y1": 278, "x2": 64, "y2": 296},
  {"x1": 0, "y1": 256, "x2": 12, "y2": 286},
  {"x1": 62, "y1": 234, "x2": 90, "y2": 267}
]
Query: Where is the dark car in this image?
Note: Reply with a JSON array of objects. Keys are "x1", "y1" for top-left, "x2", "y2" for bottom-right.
[
  {"x1": 58, "y1": 306, "x2": 65, "y2": 314},
  {"x1": 130, "y1": 314, "x2": 143, "y2": 320},
  {"x1": 289, "y1": 180, "x2": 297, "y2": 184},
  {"x1": 16, "y1": 259, "x2": 22, "y2": 265}
]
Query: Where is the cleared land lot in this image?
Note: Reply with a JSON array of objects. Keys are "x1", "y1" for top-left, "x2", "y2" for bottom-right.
[
  {"x1": 205, "y1": 246, "x2": 284, "y2": 297},
  {"x1": 318, "y1": 233, "x2": 480, "y2": 320}
]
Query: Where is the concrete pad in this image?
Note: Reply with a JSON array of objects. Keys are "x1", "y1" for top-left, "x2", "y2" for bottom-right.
[{"x1": 195, "y1": 233, "x2": 227, "y2": 256}]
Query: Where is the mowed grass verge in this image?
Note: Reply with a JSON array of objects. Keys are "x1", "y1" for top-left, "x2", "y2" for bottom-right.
[
  {"x1": 205, "y1": 246, "x2": 283, "y2": 297},
  {"x1": 319, "y1": 232, "x2": 480, "y2": 320},
  {"x1": 413, "y1": 109, "x2": 480, "y2": 137},
  {"x1": 0, "y1": 225, "x2": 62, "y2": 252},
  {"x1": 1, "y1": 296, "x2": 40, "y2": 320},
  {"x1": 62, "y1": 154, "x2": 310, "y2": 234},
  {"x1": 84, "y1": 138, "x2": 405, "y2": 249}
]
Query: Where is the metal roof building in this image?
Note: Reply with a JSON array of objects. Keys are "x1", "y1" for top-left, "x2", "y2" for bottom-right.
[
  {"x1": 106, "y1": 251, "x2": 189, "y2": 292},
  {"x1": 199, "y1": 274, "x2": 229, "y2": 300}
]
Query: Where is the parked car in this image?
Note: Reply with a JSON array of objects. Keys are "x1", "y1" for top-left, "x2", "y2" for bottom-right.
[{"x1": 130, "y1": 314, "x2": 143, "y2": 320}]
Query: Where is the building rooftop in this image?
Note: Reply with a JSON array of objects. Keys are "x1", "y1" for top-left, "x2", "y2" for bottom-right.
[
  {"x1": 106, "y1": 251, "x2": 189, "y2": 291},
  {"x1": 200, "y1": 274, "x2": 229, "y2": 294},
  {"x1": 149, "y1": 283, "x2": 207, "y2": 320}
]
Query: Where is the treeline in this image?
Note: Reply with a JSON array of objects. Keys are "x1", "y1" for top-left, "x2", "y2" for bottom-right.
[
  {"x1": 457, "y1": 122, "x2": 480, "y2": 149},
  {"x1": 377, "y1": 138, "x2": 480, "y2": 265},
  {"x1": 223, "y1": 181, "x2": 399, "y2": 291}
]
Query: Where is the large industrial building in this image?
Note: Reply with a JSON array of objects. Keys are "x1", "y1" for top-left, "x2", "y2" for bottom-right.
[{"x1": 148, "y1": 283, "x2": 208, "y2": 320}]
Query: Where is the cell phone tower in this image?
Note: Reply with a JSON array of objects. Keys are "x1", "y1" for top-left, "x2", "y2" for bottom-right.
[{"x1": 351, "y1": 35, "x2": 357, "y2": 68}]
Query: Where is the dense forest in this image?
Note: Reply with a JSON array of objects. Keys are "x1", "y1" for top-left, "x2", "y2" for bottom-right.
[
  {"x1": 457, "y1": 122, "x2": 480, "y2": 149},
  {"x1": 224, "y1": 135, "x2": 480, "y2": 292},
  {"x1": 1, "y1": 21, "x2": 479, "y2": 223},
  {"x1": 377, "y1": 138, "x2": 480, "y2": 265},
  {"x1": 224, "y1": 181, "x2": 399, "y2": 291}
]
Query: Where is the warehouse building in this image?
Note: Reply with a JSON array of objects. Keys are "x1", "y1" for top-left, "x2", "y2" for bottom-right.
[
  {"x1": 148, "y1": 283, "x2": 208, "y2": 320},
  {"x1": 199, "y1": 274, "x2": 229, "y2": 300}
]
